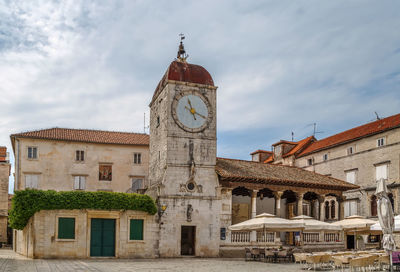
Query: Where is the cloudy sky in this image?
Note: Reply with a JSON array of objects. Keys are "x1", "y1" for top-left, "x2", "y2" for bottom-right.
[{"x1": 1, "y1": 1, "x2": 400, "y2": 192}]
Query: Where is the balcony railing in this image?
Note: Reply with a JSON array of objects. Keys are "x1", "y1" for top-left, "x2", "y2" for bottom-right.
[
  {"x1": 324, "y1": 232, "x2": 340, "y2": 243},
  {"x1": 231, "y1": 231, "x2": 250, "y2": 243},
  {"x1": 303, "y1": 232, "x2": 319, "y2": 243},
  {"x1": 256, "y1": 231, "x2": 275, "y2": 243}
]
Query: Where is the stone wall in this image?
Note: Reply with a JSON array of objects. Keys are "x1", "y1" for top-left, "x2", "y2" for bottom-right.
[
  {"x1": 0, "y1": 159, "x2": 10, "y2": 243},
  {"x1": 13, "y1": 139, "x2": 148, "y2": 193},
  {"x1": 15, "y1": 209, "x2": 158, "y2": 259}
]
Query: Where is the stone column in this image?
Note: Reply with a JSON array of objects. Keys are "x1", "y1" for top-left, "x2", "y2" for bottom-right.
[
  {"x1": 273, "y1": 191, "x2": 284, "y2": 218},
  {"x1": 250, "y1": 190, "x2": 258, "y2": 219},
  {"x1": 250, "y1": 190, "x2": 259, "y2": 243},
  {"x1": 338, "y1": 196, "x2": 345, "y2": 220},
  {"x1": 318, "y1": 195, "x2": 326, "y2": 221},
  {"x1": 296, "y1": 192, "x2": 304, "y2": 216}
]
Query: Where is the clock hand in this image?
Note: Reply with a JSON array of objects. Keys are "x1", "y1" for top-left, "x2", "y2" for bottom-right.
[
  {"x1": 194, "y1": 112, "x2": 206, "y2": 119},
  {"x1": 187, "y1": 98, "x2": 193, "y2": 109},
  {"x1": 185, "y1": 106, "x2": 197, "y2": 120}
]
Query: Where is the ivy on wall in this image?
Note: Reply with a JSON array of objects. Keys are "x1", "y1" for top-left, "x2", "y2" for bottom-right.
[{"x1": 9, "y1": 189, "x2": 157, "y2": 230}]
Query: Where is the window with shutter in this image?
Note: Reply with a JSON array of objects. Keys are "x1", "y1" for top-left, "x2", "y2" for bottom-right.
[
  {"x1": 344, "y1": 200, "x2": 357, "y2": 217},
  {"x1": 129, "y1": 219, "x2": 144, "y2": 240},
  {"x1": 376, "y1": 164, "x2": 388, "y2": 180},
  {"x1": 73, "y1": 176, "x2": 86, "y2": 190},
  {"x1": 346, "y1": 171, "x2": 356, "y2": 184},
  {"x1": 58, "y1": 217, "x2": 75, "y2": 239},
  {"x1": 25, "y1": 174, "x2": 39, "y2": 189}
]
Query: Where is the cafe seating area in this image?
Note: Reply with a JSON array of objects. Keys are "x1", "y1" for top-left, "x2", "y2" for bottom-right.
[{"x1": 245, "y1": 247, "x2": 400, "y2": 271}]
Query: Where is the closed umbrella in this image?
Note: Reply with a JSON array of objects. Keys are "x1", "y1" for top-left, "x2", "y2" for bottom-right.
[{"x1": 376, "y1": 178, "x2": 396, "y2": 271}]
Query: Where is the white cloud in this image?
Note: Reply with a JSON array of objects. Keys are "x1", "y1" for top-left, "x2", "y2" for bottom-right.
[{"x1": 1, "y1": 0, "x2": 400, "y2": 190}]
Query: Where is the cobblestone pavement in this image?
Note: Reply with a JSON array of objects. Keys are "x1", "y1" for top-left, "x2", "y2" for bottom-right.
[{"x1": 0, "y1": 249, "x2": 315, "y2": 272}]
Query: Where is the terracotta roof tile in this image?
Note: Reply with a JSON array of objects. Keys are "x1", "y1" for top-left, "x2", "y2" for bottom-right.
[
  {"x1": 283, "y1": 136, "x2": 315, "y2": 158},
  {"x1": 150, "y1": 60, "x2": 214, "y2": 106},
  {"x1": 11, "y1": 128, "x2": 149, "y2": 146},
  {"x1": 298, "y1": 113, "x2": 400, "y2": 157},
  {"x1": 216, "y1": 157, "x2": 358, "y2": 191},
  {"x1": 263, "y1": 154, "x2": 274, "y2": 163}
]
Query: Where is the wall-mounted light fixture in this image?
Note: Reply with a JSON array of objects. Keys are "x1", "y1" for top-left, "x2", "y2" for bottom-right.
[{"x1": 158, "y1": 203, "x2": 168, "y2": 218}]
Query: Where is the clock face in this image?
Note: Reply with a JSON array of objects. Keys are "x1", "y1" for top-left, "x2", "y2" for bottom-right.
[{"x1": 172, "y1": 91, "x2": 212, "y2": 132}]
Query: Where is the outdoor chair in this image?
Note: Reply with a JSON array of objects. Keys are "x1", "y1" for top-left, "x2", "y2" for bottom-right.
[
  {"x1": 365, "y1": 255, "x2": 378, "y2": 271},
  {"x1": 305, "y1": 254, "x2": 322, "y2": 271},
  {"x1": 349, "y1": 256, "x2": 369, "y2": 272},
  {"x1": 264, "y1": 249, "x2": 275, "y2": 263},
  {"x1": 378, "y1": 255, "x2": 390, "y2": 271},
  {"x1": 332, "y1": 256, "x2": 349, "y2": 272},
  {"x1": 293, "y1": 253, "x2": 307, "y2": 264},
  {"x1": 277, "y1": 250, "x2": 289, "y2": 263},
  {"x1": 250, "y1": 247, "x2": 261, "y2": 261},
  {"x1": 319, "y1": 254, "x2": 333, "y2": 269},
  {"x1": 244, "y1": 247, "x2": 252, "y2": 261}
]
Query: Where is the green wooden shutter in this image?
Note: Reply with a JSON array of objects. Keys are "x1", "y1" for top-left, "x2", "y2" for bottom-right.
[
  {"x1": 130, "y1": 219, "x2": 143, "y2": 240},
  {"x1": 58, "y1": 218, "x2": 75, "y2": 239}
]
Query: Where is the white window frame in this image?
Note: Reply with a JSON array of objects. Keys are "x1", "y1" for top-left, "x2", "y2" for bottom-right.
[
  {"x1": 377, "y1": 137, "x2": 385, "y2": 147},
  {"x1": 73, "y1": 176, "x2": 86, "y2": 190},
  {"x1": 27, "y1": 146, "x2": 38, "y2": 159},
  {"x1": 134, "y1": 153, "x2": 142, "y2": 164},
  {"x1": 25, "y1": 174, "x2": 39, "y2": 189}
]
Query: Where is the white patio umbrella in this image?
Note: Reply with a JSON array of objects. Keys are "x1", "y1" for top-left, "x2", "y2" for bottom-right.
[
  {"x1": 376, "y1": 178, "x2": 396, "y2": 271},
  {"x1": 228, "y1": 213, "x2": 303, "y2": 231},
  {"x1": 332, "y1": 215, "x2": 377, "y2": 250},
  {"x1": 371, "y1": 215, "x2": 400, "y2": 232},
  {"x1": 229, "y1": 213, "x2": 303, "y2": 249},
  {"x1": 290, "y1": 215, "x2": 342, "y2": 231}
]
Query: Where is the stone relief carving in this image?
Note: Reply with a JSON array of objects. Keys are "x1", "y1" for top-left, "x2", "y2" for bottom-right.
[{"x1": 187, "y1": 204, "x2": 193, "y2": 222}]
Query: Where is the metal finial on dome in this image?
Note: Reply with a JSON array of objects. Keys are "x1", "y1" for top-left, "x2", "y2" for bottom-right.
[{"x1": 177, "y1": 33, "x2": 189, "y2": 62}]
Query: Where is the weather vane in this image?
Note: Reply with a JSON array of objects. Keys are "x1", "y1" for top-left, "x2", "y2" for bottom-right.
[{"x1": 177, "y1": 33, "x2": 188, "y2": 62}]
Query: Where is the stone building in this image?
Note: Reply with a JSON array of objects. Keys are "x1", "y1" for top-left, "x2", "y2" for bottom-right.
[
  {"x1": 10, "y1": 129, "x2": 153, "y2": 258},
  {"x1": 0, "y1": 147, "x2": 10, "y2": 246},
  {"x1": 257, "y1": 113, "x2": 400, "y2": 220},
  {"x1": 10, "y1": 128, "x2": 149, "y2": 193},
  {"x1": 10, "y1": 42, "x2": 358, "y2": 258}
]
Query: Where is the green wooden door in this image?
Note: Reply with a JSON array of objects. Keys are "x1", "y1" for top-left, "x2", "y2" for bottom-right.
[{"x1": 90, "y1": 219, "x2": 115, "y2": 257}]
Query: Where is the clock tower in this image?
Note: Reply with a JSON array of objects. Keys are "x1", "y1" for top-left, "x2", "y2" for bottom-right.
[{"x1": 148, "y1": 40, "x2": 220, "y2": 257}]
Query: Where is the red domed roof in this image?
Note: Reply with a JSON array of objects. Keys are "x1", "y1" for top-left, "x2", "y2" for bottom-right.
[{"x1": 150, "y1": 60, "x2": 214, "y2": 106}]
